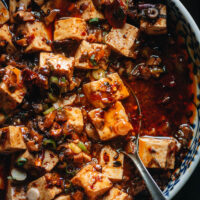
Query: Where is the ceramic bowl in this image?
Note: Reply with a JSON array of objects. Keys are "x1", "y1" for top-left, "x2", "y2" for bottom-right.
[{"x1": 164, "y1": 0, "x2": 200, "y2": 199}]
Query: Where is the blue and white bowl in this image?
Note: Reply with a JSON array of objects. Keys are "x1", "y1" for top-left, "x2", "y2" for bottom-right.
[{"x1": 164, "y1": 0, "x2": 200, "y2": 199}]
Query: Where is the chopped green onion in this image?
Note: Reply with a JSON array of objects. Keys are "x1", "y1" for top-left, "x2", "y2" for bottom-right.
[
  {"x1": 64, "y1": 180, "x2": 73, "y2": 193},
  {"x1": 16, "y1": 157, "x2": 27, "y2": 167},
  {"x1": 43, "y1": 106, "x2": 55, "y2": 115},
  {"x1": 48, "y1": 93, "x2": 57, "y2": 102},
  {"x1": 89, "y1": 18, "x2": 99, "y2": 24},
  {"x1": 43, "y1": 138, "x2": 56, "y2": 149},
  {"x1": 68, "y1": 143, "x2": 82, "y2": 154},
  {"x1": 103, "y1": 31, "x2": 108, "y2": 36},
  {"x1": 92, "y1": 69, "x2": 106, "y2": 80},
  {"x1": 77, "y1": 141, "x2": 89, "y2": 153},
  {"x1": 50, "y1": 76, "x2": 59, "y2": 85},
  {"x1": 61, "y1": 77, "x2": 66, "y2": 83},
  {"x1": 90, "y1": 54, "x2": 97, "y2": 66}
]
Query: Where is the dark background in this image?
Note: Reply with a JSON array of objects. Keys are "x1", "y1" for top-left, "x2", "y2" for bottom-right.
[{"x1": 173, "y1": 0, "x2": 200, "y2": 200}]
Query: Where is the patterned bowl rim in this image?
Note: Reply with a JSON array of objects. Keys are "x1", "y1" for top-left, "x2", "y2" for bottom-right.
[{"x1": 166, "y1": 0, "x2": 200, "y2": 199}]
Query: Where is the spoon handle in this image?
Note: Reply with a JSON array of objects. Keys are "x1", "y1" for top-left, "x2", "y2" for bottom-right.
[{"x1": 128, "y1": 153, "x2": 166, "y2": 200}]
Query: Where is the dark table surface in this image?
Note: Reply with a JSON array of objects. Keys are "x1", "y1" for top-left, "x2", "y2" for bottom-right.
[{"x1": 173, "y1": 1, "x2": 200, "y2": 200}]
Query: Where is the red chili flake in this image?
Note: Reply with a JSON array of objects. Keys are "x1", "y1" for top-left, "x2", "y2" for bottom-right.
[
  {"x1": 103, "y1": 152, "x2": 110, "y2": 163},
  {"x1": 27, "y1": 34, "x2": 35, "y2": 44}
]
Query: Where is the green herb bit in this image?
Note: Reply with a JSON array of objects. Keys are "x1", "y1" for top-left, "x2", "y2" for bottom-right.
[
  {"x1": 16, "y1": 157, "x2": 27, "y2": 167},
  {"x1": 89, "y1": 18, "x2": 99, "y2": 24},
  {"x1": 43, "y1": 138, "x2": 56, "y2": 149},
  {"x1": 90, "y1": 54, "x2": 97, "y2": 66},
  {"x1": 48, "y1": 93, "x2": 57, "y2": 102},
  {"x1": 43, "y1": 106, "x2": 55, "y2": 115},
  {"x1": 65, "y1": 165, "x2": 77, "y2": 176},
  {"x1": 77, "y1": 141, "x2": 89, "y2": 153},
  {"x1": 50, "y1": 76, "x2": 59, "y2": 85},
  {"x1": 61, "y1": 77, "x2": 66, "y2": 83}
]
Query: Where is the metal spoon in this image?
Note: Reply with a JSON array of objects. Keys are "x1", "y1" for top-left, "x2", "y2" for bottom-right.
[{"x1": 123, "y1": 82, "x2": 166, "y2": 200}]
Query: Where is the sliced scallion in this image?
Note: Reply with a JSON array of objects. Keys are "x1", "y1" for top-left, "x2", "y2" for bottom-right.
[
  {"x1": 48, "y1": 93, "x2": 57, "y2": 102},
  {"x1": 43, "y1": 106, "x2": 55, "y2": 115},
  {"x1": 89, "y1": 18, "x2": 99, "y2": 24},
  {"x1": 90, "y1": 54, "x2": 97, "y2": 66},
  {"x1": 77, "y1": 141, "x2": 89, "y2": 153},
  {"x1": 16, "y1": 157, "x2": 27, "y2": 167},
  {"x1": 43, "y1": 138, "x2": 56, "y2": 149},
  {"x1": 50, "y1": 76, "x2": 59, "y2": 85}
]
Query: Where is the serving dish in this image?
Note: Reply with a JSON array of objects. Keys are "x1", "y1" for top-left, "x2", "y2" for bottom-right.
[
  {"x1": 0, "y1": 0, "x2": 200, "y2": 199},
  {"x1": 163, "y1": 0, "x2": 200, "y2": 199}
]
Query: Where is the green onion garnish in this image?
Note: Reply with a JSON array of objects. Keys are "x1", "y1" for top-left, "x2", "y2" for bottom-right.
[
  {"x1": 48, "y1": 93, "x2": 57, "y2": 102},
  {"x1": 16, "y1": 157, "x2": 27, "y2": 167},
  {"x1": 43, "y1": 106, "x2": 55, "y2": 115},
  {"x1": 77, "y1": 141, "x2": 89, "y2": 153},
  {"x1": 43, "y1": 138, "x2": 56, "y2": 149},
  {"x1": 90, "y1": 54, "x2": 97, "y2": 66},
  {"x1": 50, "y1": 76, "x2": 59, "y2": 85},
  {"x1": 89, "y1": 18, "x2": 99, "y2": 24}
]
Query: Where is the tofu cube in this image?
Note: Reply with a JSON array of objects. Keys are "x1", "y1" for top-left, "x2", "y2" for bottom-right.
[
  {"x1": 76, "y1": 0, "x2": 104, "y2": 21},
  {"x1": 27, "y1": 173, "x2": 62, "y2": 200},
  {"x1": 140, "y1": 4, "x2": 167, "y2": 35},
  {"x1": 0, "y1": 66, "x2": 26, "y2": 112},
  {"x1": 0, "y1": 24, "x2": 16, "y2": 54},
  {"x1": 0, "y1": 1, "x2": 9, "y2": 24},
  {"x1": 139, "y1": 137, "x2": 177, "y2": 169},
  {"x1": 63, "y1": 106, "x2": 84, "y2": 133},
  {"x1": 7, "y1": 180, "x2": 26, "y2": 200},
  {"x1": 18, "y1": 150, "x2": 58, "y2": 172},
  {"x1": 103, "y1": 187, "x2": 130, "y2": 200},
  {"x1": 0, "y1": 126, "x2": 27, "y2": 153},
  {"x1": 74, "y1": 40, "x2": 110, "y2": 70},
  {"x1": 40, "y1": 150, "x2": 59, "y2": 172},
  {"x1": 17, "y1": 21, "x2": 52, "y2": 52},
  {"x1": 54, "y1": 18, "x2": 87, "y2": 41},
  {"x1": 83, "y1": 73, "x2": 129, "y2": 108},
  {"x1": 88, "y1": 101, "x2": 133, "y2": 140},
  {"x1": 105, "y1": 23, "x2": 139, "y2": 58},
  {"x1": 71, "y1": 164, "x2": 112, "y2": 199},
  {"x1": 39, "y1": 52, "x2": 74, "y2": 79},
  {"x1": 99, "y1": 146, "x2": 124, "y2": 181}
]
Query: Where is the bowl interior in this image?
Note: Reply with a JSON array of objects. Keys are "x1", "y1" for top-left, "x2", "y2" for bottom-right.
[{"x1": 164, "y1": 1, "x2": 200, "y2": 199}]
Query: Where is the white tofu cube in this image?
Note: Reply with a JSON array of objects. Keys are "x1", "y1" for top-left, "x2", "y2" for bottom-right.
[
  {"x1": 17, "y1": 21, "x2": 52, "y2": 52},
  {"x1": 39, "y1": 52, "x2": 74, "y2": 79},
  {"x1": 27, "y1": 173, "x2": 62, "y2": 200},
  {"x1": 139, "y1": 137, "x2": 177, "y2": 169},
  {"x1": 103, "y1": 187, "x2": 130, "y2": 200},
  {"x1": 40, "y1": 150, "x2": 59, "y2": 172},
  {"x1": 140, "y1": 4, "x2": 167, "y2": 35},
  {"x1": 0, "y1": 126, "x2": 27, "y2": 153},
  {"x1": 74, "y1": 40, "x2": 110, "y2": 70},
  {"x1": 0, "y1": 66, "x2": 26, "y2": 112},
  {"x1": 88, "y1": 101, "x2": 133, "y2": 140},
  {"x1": 0, "y1": 1, "x2": 9, "y2": 25},
  {"x1": 0, "y1": 24, "x2": 16, "y2": 54},
  {"x1": 71, "y1": 164, "x2": 112, "y2": 199},
  {"x1": 76, "y1": 0, "x2": 104, "y2": 21},
  {"x1": 99, "y1": 146, "x2": 124, "y2": 181},
  {"x1": 83, "y1": 73, "x2": 129, "y2": 108},
  {"x1": 7, "y1": 180, "x2": 26, "y2": 200},
  {"x1": 105, "y1": 23, "x2": 139, "y2": 58},
  {"x1": 54, "y1": 18, "x2": 87, "y2": 41},
  {"x1": 63, "y1": 106, "x2": 84, "y2": 133},
  {"x1": 18, "y1": 150, "x2": 58, "y2": 172}
]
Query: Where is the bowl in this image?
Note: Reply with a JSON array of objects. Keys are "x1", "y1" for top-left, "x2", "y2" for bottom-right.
[{"x1": 164, "y1": 0, "x2": 200, "y2": 199}]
